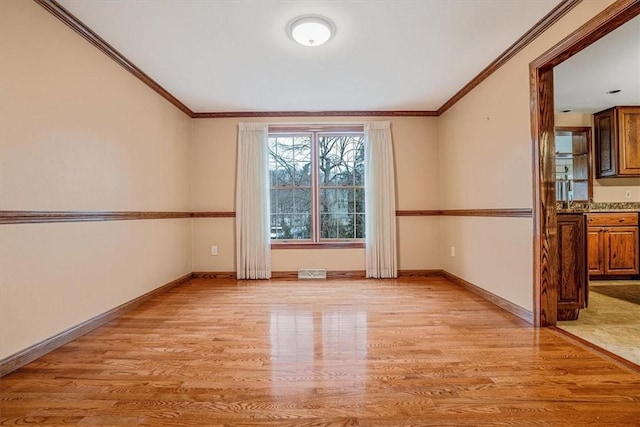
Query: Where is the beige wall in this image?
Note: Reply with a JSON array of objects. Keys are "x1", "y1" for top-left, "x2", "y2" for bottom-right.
[
  {"x1": 0, "y1": 1, "x2": 192, "y2": 359},
  {"x1": 191, "y1": 117, "x2": 441, "y2": 272},
  {"x1": 0, "y1": 0, "x2": 628, "y2": 361},
  {"x1": 555, "y1": 112, "x2": 592, "y2": 128},
  {"x1": 555, "y1": 113, "x2": 640, "y2": 203},
  {"x1": 437, "y1": 0, "x2": 616, "y2": 312},
  {"x1": 594, "y1": 178, "x2": 640, "y2": 202}
]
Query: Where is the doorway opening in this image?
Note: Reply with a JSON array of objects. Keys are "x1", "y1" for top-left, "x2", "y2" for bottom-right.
[
  {"x1": 530, "y1": 0, "x2": 639, "y2": 366},
  {"x1": 530, "y1": 0, "x2": 638, "y2": 326}
]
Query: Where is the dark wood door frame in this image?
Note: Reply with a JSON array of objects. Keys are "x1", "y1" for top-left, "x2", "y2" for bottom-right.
[{"x1": 530, "y1": 0, "x2": 639, "y2": 326}]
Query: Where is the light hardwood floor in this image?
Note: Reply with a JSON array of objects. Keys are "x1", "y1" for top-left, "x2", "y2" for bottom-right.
[{"x1": 1, "y1": 276, "x2": 639, "y2": 426}]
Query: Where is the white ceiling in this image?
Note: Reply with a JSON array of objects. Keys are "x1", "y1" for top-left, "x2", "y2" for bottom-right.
[
  {"x1": 57, "y1": 0, "x2": 563, "y2": 113},
  {"x1": 554, "y1": 15, "x2": 640, "y2": 114}
]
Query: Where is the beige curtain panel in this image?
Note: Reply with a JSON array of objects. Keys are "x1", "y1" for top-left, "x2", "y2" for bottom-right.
[
  {"x1": 235, "y1": 122, "x2": 271, "y2": 279},
  {"x1": 364, "y1": 121, "x2": 398, "y2": 278}
]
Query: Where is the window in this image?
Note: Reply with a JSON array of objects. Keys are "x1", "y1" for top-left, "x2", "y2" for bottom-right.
[
  {"x1": 268, "y1": 126, "x2": 365, "y2": 245},
  {"x1": 555, "y1": 127, "x2": 592, "y2": 202}
]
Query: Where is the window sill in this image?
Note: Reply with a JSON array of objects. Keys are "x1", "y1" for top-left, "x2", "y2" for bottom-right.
[{"x1": 271, "y1": 241, "x2": 365, "y2": 250}]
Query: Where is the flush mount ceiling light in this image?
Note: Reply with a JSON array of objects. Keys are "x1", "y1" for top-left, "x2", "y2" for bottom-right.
[{"x1": 287, "y1": 15, "x2": 335, "y2": 47}]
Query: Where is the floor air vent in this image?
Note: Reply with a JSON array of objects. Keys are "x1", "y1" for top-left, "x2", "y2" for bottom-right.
[{"x1": 298, "y1": 269, "x2": 327, "y2": 279}]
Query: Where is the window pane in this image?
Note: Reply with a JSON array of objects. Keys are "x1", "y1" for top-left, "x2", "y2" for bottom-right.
[
  {"x1": 292, "y1": 136, "x2": 311, "y2": 162},
  {"x1": 269, "y1": 135, "x2": 312, "y2": 241},
  {"x1": 319, "y1": 188, "x2": 331, "y2": 213},
  {"x1": 355, "y1": 213, "x2": 365, "y2": 239},
  {"x1": 354, "y1": 143, "x2": 365, "y2": 186},
  {"x1": 318, "y1": 135, "x2": 364, "y2": 186},
  {"x1": 321, "y1": 213, "x2": 357, "y2": 239},
  {"x1": 272, "y1": 189, "x2": 293, "y2": 214},
  {"x1": 294, "y1": 160, "x2": 312, "y2": 186},
  {"x1": 269, "y1": 135, "x2": 311, "y2": 188},
  {"x1": 355, "y1": 188, "x2": 365, "y2": 214},
  {"x1": 320, "y1": 214, "x2": 338, "y2": 239},
  {"x1": 279, "y1": 166, "x2": 295, "y2": 187},
  {"x1": 292, "y1": 136, "x2": 312, "y2": 186},
  {"x1": 293, "y1": 188, "x2": 312, "y2": 215},
  {"x1": 271, "y1": 162, "x2": 294, "y2": 187},
  {"x1": 272, "y1": 190, "x2": 302, "y2": 213},
  {"x1": 271, "y1": 213, "x2": 312, "y2": 240},
  {"x1": 269, "y1": 136, "x2": 288, "y2": 187},
  {"x1": 268, "y1": 151, "x2": 277, "y2": 186},
  {"x1": 271, "y1": 215, "x2": 284, "y2": 239},
  {"x1": 320, "y1": 188, "x2": 351, "y2": 214},
  {"x1": 290, "y1": 213, "x2": 311, "y2": 239}
]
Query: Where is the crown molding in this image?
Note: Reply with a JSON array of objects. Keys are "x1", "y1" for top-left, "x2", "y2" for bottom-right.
[
  {"x1": 191, "y1": 110, "x2": 439, "y2": 118},
  {"x1": 35, "y1": 0, "x2": 581, "y2": 118}
]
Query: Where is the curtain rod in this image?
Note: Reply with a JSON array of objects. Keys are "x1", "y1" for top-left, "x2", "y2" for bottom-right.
[
  {"x1": 266, "y1": 122, "x2": 367, "y2": 127},
  {"x1": 268, "y1": 124, "x2": 365, "y2": 132}
]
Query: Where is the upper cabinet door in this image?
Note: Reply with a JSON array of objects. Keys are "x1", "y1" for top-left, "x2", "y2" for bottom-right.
[
  {"x1": 594, "y1": 106, "x2": 640, "y2": 178},
  {"x1": 617, "y1": 107, "x2": 640, "y2": 175},
  {"x1": 594, "y1": 108, "x2": 616, "y2": 178}
]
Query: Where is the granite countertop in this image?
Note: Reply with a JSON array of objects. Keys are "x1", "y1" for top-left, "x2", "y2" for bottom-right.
[{"x1": 557, "y1": 201, "x2": 640, "y2": 214}]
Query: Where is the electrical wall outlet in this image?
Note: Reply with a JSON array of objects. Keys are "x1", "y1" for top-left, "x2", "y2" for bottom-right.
[
  {"x1": 450, "y1": 246, "x2": 456, "y2": 257},
  {"x1": 210, "y1": 245, "x2": 218, "y2": 256},
  {"x1": 625, "y1": 189, "x2": 632, "y2": 199}
]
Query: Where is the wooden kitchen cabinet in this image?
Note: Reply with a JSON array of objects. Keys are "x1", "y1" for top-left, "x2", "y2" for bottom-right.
[
  {"x1": 594, "y1": 106, "x2": 640, "y2": 177},
  {"x1": 587, "y1": 227, "x2": 605, "y2": 275},
  {"x1": 587, "y1": 213, "x2": 639, "y2": 277},
  {"x1": 557, "y1": 214, "x2": 588, "y2": 321}
]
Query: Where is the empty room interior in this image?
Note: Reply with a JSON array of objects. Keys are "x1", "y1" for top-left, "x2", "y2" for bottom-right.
[{"x1": 1, "y1": 0, "x2": 640, "y2": 425}]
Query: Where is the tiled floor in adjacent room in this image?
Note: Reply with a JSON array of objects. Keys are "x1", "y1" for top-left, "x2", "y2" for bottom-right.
[{"x1": 557, "y1": 280, "x2": 640, "y2": 365}]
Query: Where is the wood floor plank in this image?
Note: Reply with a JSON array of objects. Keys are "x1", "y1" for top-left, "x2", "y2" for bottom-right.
[{"x1": 1, "y1": 277, "x2": 639, "y2": 425}]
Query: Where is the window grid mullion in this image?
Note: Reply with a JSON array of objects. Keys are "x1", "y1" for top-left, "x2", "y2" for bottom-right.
[{"x1": 312, "y1": 132, "x2": 320, "y2": 243}]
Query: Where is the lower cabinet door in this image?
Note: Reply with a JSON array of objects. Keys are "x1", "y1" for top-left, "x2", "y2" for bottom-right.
[
  {"x1": 606, "y1": 227, "x2": 639, "y2": 274},
  {"x1": 557, "y1": 215, "x2": 587, "y2": 320},
  {"x1": 587, "y1": 227, "x2": 605, "y2": 276}
]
